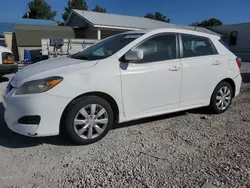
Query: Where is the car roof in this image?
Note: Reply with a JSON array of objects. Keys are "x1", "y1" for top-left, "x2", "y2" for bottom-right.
[{"x1": 125, "y1": 28, "x2": 220, "y2": 39}]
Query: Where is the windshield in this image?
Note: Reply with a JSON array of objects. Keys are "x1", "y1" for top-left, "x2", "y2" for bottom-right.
[{"x1": 70, "y1": 33, "x2": 143, "y2": 60}]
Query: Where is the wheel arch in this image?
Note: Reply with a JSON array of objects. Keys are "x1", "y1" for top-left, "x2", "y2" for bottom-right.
[
  {"x1": 60, "y1": 91, "x2": 120, "y2": 134},
  {"x1": 211, "y1": 78, "x2": 236, "y2": 102},
  {"x1": 219, "y1": 78, "x2": 236, "y2": 97}
]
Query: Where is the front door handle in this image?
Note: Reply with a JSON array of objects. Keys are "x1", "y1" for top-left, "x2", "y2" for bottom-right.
[{"x1": 169, "y1": 66, "x2": 180, "y2": 71}]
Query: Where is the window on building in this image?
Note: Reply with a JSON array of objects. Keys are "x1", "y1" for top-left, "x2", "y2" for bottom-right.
[
  {"x1": 181, "y1": 34, "x2": 218, "y2": 58},
  {"x1": 229, "y1": 31, "x2": 238, "y2": 46},
  {"x1": 133, "y1": 34, "x2": 177, "y2": 63},
  {"x1": 0, "y1": 38, "x2": 6, "y2": 47}
]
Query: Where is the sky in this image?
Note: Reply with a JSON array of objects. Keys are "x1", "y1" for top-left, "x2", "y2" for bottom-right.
[{"x1": 0, "y1": 0, "x2": 250, "y2": 25}]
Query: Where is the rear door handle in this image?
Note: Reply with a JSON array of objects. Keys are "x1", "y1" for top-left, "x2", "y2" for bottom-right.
[
  {"x1": 169, "y1": 66, "x2": 180, "y2": 71},
  {"x1": 212, "y1": 61, "x2": 221, "y2": 65}
]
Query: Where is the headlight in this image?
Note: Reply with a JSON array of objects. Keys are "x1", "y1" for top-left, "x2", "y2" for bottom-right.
[
  {"x1": 15, "y1": 76, "x2": 63, "y2": 95},
  {"x1": 2, "y1": 52, "x2": 15, "y2": 64}
]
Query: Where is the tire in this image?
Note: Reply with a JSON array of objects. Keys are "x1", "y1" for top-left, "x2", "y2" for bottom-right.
[
  {"x1": 210, "y1": 81, "x2": 233, "y2": 114},
  {"x1": 63, "y1": 96, "x2": 114, "y2": 145}
]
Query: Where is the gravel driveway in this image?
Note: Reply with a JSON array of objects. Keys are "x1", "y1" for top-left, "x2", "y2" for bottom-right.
[{"x1": 0, "y1": 63, "x2": 250, "y2": 188}]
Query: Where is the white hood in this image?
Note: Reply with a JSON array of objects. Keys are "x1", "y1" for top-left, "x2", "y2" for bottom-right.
[{"x1": 12, "y1": 56, "x2": 98, "y2": 87}]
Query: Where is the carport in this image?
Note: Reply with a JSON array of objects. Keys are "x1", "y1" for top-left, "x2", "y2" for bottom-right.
[{"x1": 14, "y1": 25, "x2": 75, "y2": 60}]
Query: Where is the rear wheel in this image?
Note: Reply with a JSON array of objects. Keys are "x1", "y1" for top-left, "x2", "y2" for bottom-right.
[
  {"x1": 63, "y1": 96, "x2": 113, "y2": 145},
  {"x1": 210, "y1": 81, "x2": 233, "y2": 114}
]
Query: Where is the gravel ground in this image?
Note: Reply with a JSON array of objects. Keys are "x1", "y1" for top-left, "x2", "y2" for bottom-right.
[{"x1": 0, "y1": 63, "x2": 250, "y2": 188}]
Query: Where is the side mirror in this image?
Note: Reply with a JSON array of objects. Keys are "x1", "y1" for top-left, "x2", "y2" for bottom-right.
[{"x1": 125, "y1": 49, "x2": 144, "y2": 61}]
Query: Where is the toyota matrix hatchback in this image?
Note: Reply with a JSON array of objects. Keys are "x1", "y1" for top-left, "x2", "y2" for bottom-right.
[{"x1": 3, "y1": 28, "x2": 242, "y2": 145}]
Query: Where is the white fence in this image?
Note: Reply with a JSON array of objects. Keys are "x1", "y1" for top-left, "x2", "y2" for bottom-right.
[{"x1": 41, "y1": 38, "x2": 98, "y2": 59}]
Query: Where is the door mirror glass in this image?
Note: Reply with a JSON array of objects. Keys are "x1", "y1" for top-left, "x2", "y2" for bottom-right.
[{"x1": 125, "y1": 49, "x2": 144, "y2": 61}]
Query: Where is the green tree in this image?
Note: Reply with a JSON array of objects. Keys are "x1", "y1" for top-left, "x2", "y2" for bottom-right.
[
  {"x1": 92, "y1": 5, "x2": 107, "y2": 13},
  {"x1": 191, "y1": 18, "x2": 223, "y2": 27},
  {"x1": 62, "y1": 0, "x2": 88, "y2": 21},
  {"x1": 23, "y1": 0, "x2": 57, "y2": 20},
  {"x1": 56, "y1": 20, "x2": 64, "y2": 26},
  {"x1": 144, "y1": 13, "x2": 155, "y2": 20},
  {"x1": 144, "y1": 12, "x2": 170, "y2": 23}
]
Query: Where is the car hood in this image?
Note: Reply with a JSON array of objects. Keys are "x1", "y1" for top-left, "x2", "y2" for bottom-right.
[{"x1": 11, "y1": 57, "x2": 98, "y2": 87}]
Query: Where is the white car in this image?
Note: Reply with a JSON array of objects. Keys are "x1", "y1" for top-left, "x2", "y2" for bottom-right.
[
  {"x1": 0, "y1": 46, "x2": 17, "y2": 76},
  {"x1": 3, "y1": 28, "x2": 242, "y2": 145}
]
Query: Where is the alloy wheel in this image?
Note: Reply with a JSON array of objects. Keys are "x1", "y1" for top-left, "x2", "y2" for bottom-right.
[
  {"x1": 216, "y1": 86, "x2": 232, "y2": 110},
  {"x1": 73, "y1": 104, "x2": 108, "y2": 139}
]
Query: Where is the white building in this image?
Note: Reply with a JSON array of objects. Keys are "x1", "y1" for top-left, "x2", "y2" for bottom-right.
[
  {"x1": 210, "y1": 23, "x2": 250, "y2": 61},
  {"x1": 65, "y1": 10, "x2": 218, "y2": 40}
]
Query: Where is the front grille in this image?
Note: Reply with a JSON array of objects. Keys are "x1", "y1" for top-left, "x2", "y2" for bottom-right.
[{"x1": 18, "y1": 116, "x2": 41, "y2": 125}]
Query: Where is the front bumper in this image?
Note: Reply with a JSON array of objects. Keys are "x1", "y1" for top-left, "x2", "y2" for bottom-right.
[
  {"x1": 0, "y1": 64, "x2": 18, "y2": 76},
  {"x1": 3, "y1": 88, "x2": 72, "y2": 137}
]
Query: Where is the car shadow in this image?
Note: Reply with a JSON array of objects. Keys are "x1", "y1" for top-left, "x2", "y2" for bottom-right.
[
  {"x1": 241, "y1": 73, "x2": 250, "y2": 83},
  {"x1": 114, "y1": 111, "x2": 187, "y2": 130}
]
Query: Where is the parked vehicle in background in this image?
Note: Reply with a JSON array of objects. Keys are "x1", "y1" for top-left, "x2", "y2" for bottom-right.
[
  {"x1": 3, "y1": 28, "x2": 242, "y2": 145},
  {"x1": 0, "y1": 46, "x2": 18, "y2": 76}
]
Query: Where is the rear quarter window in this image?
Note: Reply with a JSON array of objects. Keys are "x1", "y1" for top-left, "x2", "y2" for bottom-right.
[{"x1": 219, "y1": 39, "x2": 230, "y2": 50}]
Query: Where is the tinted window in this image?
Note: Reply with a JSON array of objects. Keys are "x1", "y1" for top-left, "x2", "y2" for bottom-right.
[
  {"x1": 181, "y1": 34, "x2": 218, "y2": 58},
  {"x1": 70, "y1": 33, "x2": 143, "y2": 61},
  {"x1": 133, "y1": 34, "x2": 177, "y2": 63},
  {"x1": 0, "y1": 39, "x2": 6, "y2": 47},
  {"x1": 219, "y1": 39, "x2": 230, "y2": 50},
  {"x1": 229, "y1": 31, "x2": 238, "y2": 46}
]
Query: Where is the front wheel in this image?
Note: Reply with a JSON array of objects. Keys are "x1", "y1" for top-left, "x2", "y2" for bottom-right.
[
  {"x1": 210, "y1": 81, "x2": 233, "y2": 114},
  {"x1": 63, "y1": 96, "x2": 114, "y2": 145}
]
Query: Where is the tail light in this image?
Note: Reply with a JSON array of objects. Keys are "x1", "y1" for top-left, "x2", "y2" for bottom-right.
[
  {"x1": 236, "y1": 58, "x2": 241, "y2": 69},
  {"x1": 2, "y1": 52, "x2": 15, "y2": 64}
]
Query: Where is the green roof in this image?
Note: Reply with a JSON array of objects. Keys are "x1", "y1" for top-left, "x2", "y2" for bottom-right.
[{"x1": 15, "y1": 24, "x2": 75, "y2": 47}]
